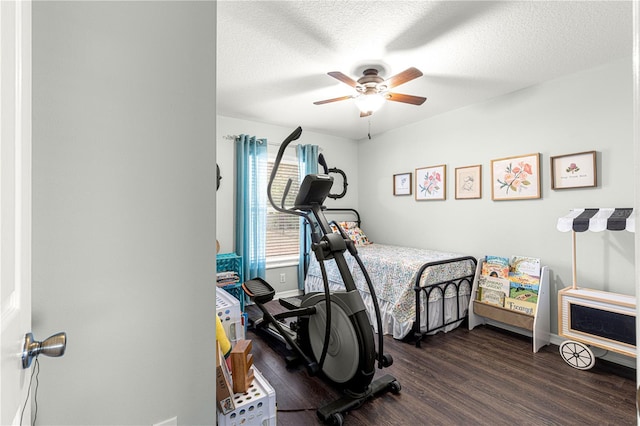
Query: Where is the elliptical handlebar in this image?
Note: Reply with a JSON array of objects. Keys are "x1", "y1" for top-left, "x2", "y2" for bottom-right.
[{"x1": 267, "y1": 126, "x2": 302, "y2": 213}]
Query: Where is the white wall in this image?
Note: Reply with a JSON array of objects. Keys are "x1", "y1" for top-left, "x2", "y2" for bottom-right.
[
  {"x1": 216, "y1": 115, "x2": 359, "y2": 293},
  {"x1": 32, "y1": 2, "x2": 216, "y2": 424},
  {"x1": 358, "y1": 58, "x2": 635, "y2": 336}
]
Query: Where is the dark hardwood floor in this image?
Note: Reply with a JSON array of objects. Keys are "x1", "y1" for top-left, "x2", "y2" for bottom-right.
[{"x1": 244, "y1": 302, "x2": 636, "y2": 425}]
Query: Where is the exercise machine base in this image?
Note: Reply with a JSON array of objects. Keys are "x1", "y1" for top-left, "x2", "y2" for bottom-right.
[{"x1": 316, "y1": 374, "x2": 401, "y2": 425}]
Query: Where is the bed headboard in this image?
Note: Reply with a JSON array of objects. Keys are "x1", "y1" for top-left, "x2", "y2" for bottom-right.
[{"x1": 324, "y1": 208, "x2": 361, "y2": 227}]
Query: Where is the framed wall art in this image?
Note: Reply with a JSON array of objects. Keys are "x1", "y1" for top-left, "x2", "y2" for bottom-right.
[
  {"x1": 393, "y1": 172, "x2": 412, "y2": 196},
  {"x1": 491, "y1": 153, "x2": 540, "y2": 201},
  {"x1": 415, "y1": 164, "x2": 446, "y2": 201},
  {"x1": 455, "y1": 165, "x2": 482, "y2": 199},
  {"x1": 550, "y1": 151, "x2": 596, "y2": 190}
]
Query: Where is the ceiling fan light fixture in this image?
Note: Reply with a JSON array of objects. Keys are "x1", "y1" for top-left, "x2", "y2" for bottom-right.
[{"x1": 354, "y1": 92, "x2": 385, "y2": 113}]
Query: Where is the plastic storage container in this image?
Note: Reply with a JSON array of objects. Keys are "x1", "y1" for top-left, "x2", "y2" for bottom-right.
[
  {"x1": 217, "y1": 367, "x2": 276, "y2": 426},
  {"x1": 216, "y1": 287, "x2": 245, "y2": 346}
]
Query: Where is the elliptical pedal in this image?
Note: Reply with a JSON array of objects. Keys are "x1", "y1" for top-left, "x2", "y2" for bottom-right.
[
  {"x1": 243, "y1": 278, "x2": 275, "y2": 304},
  {"x1": 279, "y1": 296, "x2": 302, "y2": 310}
]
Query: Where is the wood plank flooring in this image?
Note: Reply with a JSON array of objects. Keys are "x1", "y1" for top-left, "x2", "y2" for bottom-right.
[{"x1": 244, "y1": 303, "x2": 636, "y2": 425}]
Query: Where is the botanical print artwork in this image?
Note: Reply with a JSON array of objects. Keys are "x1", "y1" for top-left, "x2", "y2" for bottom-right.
[
  {"x1": 551, "y1": 151, "x2": 596, "y2": 190},
  {"x1": 419, "y1": 170, "x2": 441, "y2": 196},
  {"x1": 491, "y1": 154, "x2": 540, "y2": 200},
  {"x1": 565, "y1": 162, "x2": 580, "y2": 174},
  {"x1": 495, "y1": 160, "x2": 533, "y2": 195},
  {"x1": 415, "y1": 165, "x2": 446, "y2": 200}
]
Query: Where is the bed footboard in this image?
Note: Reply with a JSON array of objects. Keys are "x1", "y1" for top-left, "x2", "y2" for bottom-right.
[{"x1": 411, "y1": 256, "x2": 477, "y2": 347}]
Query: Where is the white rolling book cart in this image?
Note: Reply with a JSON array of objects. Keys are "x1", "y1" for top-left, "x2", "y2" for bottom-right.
[{"x1": 555, "y1": 208, "x2": 636, "y2": 370}]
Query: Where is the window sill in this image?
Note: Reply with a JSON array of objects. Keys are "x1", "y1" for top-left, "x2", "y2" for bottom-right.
[{"x1": 266, "y1": 256, "x2": 299, "y2": 269}]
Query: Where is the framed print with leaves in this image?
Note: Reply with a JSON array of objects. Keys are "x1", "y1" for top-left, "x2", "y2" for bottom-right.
[
  {"x1": 415, "y1": 164, "x2": 446, "y2": 201},
  {"x1": 393, "y1": 172, "x2": 412, "y2": 196},
  {"x1": 491, "y1": 153, "x2": 540, "y2": 201},
  {"x1": 455, "y1": 165, "x2": 482, "y2": 199},
  {"x1": 550, "y1": 151, "x2": 596, "y2": 190}
]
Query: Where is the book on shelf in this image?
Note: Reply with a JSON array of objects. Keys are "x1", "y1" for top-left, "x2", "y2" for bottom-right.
[
  {"x1": 481, "y1": 255, "x2": 510, "y2": 278},
  {"x1": 477, "y1": 275, "x2": 510, "y2": 307},
  {"x1": 506, "y1": 255, "x2": 541, "y2": 306},
  {"x1": 509, "y1": 256, "x2": 541, "y2": 283},
  {"x1": 504, "y1": 297, "x2": 537, "y2": 316},
  {"x1": 509, "y1": 286, "x2": 538, "y2": 303}
]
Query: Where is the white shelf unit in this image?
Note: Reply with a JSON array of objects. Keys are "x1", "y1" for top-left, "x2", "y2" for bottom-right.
[{"x1": 468, "y1": 260, "x2": 551, "y2": 353}]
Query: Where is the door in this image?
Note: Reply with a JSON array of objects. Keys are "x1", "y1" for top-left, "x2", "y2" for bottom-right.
[
  {"x1": 0, "y1": 1, "x2": 32, "y2": 424},
  {"x1": 635, "y1": 1, "x2": 640, "y2": 421}
]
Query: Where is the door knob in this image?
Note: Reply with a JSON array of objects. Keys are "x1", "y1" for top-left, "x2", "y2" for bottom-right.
[{"x1": 22, "y1": 332, "x2": 67, "y2": 369}]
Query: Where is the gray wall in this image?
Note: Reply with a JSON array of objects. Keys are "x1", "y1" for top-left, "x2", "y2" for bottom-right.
[
  {"x1": 32, "y1": 2, "x2": 216, "y2": 424},
  {"x1": 357, "y1": 58, "x2": 635, "y2": 336}
]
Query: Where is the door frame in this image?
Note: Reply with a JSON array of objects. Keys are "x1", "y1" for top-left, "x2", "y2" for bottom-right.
[{"x1": 0, "y1": 0, "x2": 32, "y2": 424}]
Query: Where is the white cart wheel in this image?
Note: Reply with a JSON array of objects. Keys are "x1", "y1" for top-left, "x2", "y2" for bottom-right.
[{"x1": 559, "y1": 340, "x2": 596, "y2": 370}]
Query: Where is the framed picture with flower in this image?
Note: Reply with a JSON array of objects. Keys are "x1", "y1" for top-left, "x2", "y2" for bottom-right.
[
  {"x1": 491, "y1": 153, "x2": 540, "y2": 201},
  {"x1": 415, "y1": 164, "x2": 446, "y2": 201},
  {"x1": 393, "y1": 172, "x2": 412, "y2": 195},
  {"x1": 455, "y1": 165, "x2": 482, "y2": 199},
  {"x1": 550, "y1": 151, "x2": 596, "y2": 190}
]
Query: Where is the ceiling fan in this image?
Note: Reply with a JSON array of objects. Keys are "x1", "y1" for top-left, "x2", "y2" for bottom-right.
[{"x1": 313, "y1": 67, "x2": 427, "y2": 117}]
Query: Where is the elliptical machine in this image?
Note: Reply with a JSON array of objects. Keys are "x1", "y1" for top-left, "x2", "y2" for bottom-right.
[{"x1": 242, "y1": 126, "x2": 400, "y2": 425}]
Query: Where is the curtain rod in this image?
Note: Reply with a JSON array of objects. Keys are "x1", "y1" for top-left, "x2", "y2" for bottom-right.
[{"x1": 223, "y1": 134, "x2": 321, "y2": 151}]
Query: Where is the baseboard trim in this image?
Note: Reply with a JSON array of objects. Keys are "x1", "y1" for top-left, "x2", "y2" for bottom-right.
[{"x1": 275, "y1": 289, "x2": 303, "y2": 299}]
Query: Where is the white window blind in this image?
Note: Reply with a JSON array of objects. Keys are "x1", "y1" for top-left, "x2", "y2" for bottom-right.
[{"x1": 266, "y1": 160, "x2": 300, "y2": 259}]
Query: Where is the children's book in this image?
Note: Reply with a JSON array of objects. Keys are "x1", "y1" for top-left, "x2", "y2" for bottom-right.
[
  {"x1": 504, "y1": 297, "x2": 537, "y2": 316},
  {"x1": 481, "y1": 255, "x2": 510, "y2": 278},
  {"x1": 508, "y1": 256, "x2": 541, "y2": 304},
  {"x1": 509, "y1": 286, "x2": 538, "y2": 303},
  {"x1": 478, "y1": 275, "x2": 510, "y2": 306},
  {"x1": 509, "y1": 256, "x2": 541, "y2": 283}
]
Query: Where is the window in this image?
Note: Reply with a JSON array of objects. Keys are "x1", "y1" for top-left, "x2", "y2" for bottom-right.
[{"x1": 266, "y1": 157, "x2": 300, "y2": 264}]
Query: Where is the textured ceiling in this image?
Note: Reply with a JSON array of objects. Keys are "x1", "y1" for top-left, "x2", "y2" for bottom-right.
[{"x1": 217, "y1": 1, "x2": 632, "y2": 141}]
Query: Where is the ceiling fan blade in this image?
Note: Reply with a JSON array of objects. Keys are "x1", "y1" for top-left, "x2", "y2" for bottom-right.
[
  {"x1": 313, "y1": 95, "x2": 353, "y2": 105},
  {"x1": 386, "y1": 92, "x2": 427, "y2": 105},
  {"x1": 360, "y1": 111, "x2": 373, "y2": 118},
  {"x1": 384, "y1": 67, "x2": 423, "y2": 89},
  {"x1": 328, "y1": 71, "x2": 359, "y2": 88}
]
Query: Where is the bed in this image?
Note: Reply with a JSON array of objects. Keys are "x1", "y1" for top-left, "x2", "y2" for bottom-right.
[{"x1": 303, "y1": 209, "x2": 477, "y2": 346}]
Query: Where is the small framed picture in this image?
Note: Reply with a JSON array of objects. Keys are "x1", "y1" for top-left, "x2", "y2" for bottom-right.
[
  {"x1": 550, "y1": 151, "x2": 596, "y2": 190},
  {"x1": 491, "y1": 153, "x2": 540, "y2": 201},
  {"x1": 455, "y1": 165, "x2": 482, "y2": 199},
  {"x1": 393, "y1": 172, "x2": 412, "y2": 195},
  {"x1": 415, "y1": 164, "x2": 446, "y2": 201}
]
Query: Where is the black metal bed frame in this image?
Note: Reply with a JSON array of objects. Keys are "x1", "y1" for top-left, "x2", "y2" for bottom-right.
[
  {"x1": 310, "y1": 208, "x2": 477, "y2": 348},
  {"x1": 411, "y1": 256, "x2": 478, "y2": 347}
]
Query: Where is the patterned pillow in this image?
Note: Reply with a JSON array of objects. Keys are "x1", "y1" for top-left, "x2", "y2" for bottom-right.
[
  {"x1": 345, "y1": 226, "x2": 372, "y2": 246},
  {"x1": 339, "y1": 221, "x2": 358, "y2": 230},
  {"x1": 329, "y1": 222, "x2": 372, "y2": 246}
]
